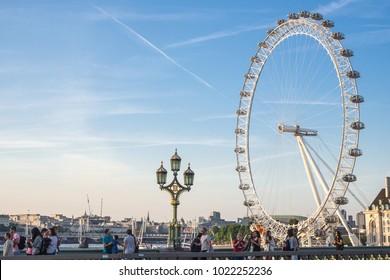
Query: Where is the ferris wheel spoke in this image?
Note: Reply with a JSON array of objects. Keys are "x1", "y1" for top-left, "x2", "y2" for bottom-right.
[{"x1": 300, "y1": 101, "x2": 339, "y2": 123}]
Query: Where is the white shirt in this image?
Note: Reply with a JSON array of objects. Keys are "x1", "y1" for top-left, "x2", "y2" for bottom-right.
[
  {"x1": 200, "y1": 234, "x2": 212, "y2": 251},
  {"x1": 124, "y1": 235, "x2": 136, "y2": 254},
  {"x1": 3, "y1": 240, "x2": 14, "y2": 256}
]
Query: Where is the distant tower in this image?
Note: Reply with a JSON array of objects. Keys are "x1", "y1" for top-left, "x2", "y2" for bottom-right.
[
  {"x1": 146, "y1": 211, "x2": 150, "y2": 223},
  {"x1": 100, "y1": 198, "x2": 103, "y2": 217}
]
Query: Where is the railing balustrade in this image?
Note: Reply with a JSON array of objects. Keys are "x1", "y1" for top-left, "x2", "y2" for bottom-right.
[{"x1": 1, "y1": 247, "x2": 389, "y2": 260}]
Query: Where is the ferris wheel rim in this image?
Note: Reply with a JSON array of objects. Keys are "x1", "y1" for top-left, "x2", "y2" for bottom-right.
[{"x1": 235, "y1": 13, "x2": 362, "y2": 240}]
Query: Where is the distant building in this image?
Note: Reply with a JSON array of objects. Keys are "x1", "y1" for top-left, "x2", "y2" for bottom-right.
[
  {"x1": 158, "y1": 223, "x2": 168, "y2": 234},
  {"x1": 10, "y1": 214, "x2": 43, "y2": 227},
  {"x1": 0, "y1": 214, "x2": 10, "y2": 226},
  {"x1": 347, "y1": 215, "x2": 356, "y2": 228},
  {"x1": 198, "y1": 211, "x2": 235, "y2": 228},
  {"x1": 356, "y1": 212, "x2": 366, "y2": 231},
  {"x1": 364, "y1": 177, "x2": 390, "y2": 246},
  {"x1": 209, "y1": 211, "x2": 221, "y2": 221},
  {"x1": 50, "y1": 214, "x2": 67, "y2": 221},
  {"x1": 120, "y1": 217, "x2": 133, "y2": 228}
]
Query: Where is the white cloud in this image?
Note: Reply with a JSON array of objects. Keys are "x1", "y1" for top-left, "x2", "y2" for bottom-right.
[
  {"x1": 94, "y1": 5, "x2": 217, "y2": 93},
  {"x1": 0, "y1": 140, "x2": 64, "y2": 149},
  {"x1": 85, "y1": 10, "x2": 200, "y2": 22},
  {"x1": 166, "y1": 24, "x2": 271, "y2": 49},
  {"x1": 107, "y1": 107, "x2": 162, "y2": 116},
  {"x1": 348, "y1": 28, "x2": 390, "y2": 45},
  {"x1": 316, "y1": 0, "x2": 355, "y2": 15},
  {"x1": 192, "y1": 114, "x2": 236, "y2": 122}
]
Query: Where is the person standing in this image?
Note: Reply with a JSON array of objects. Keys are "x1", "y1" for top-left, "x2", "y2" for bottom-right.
[
  {"x1": 200, "y1": 227, "x2": 214, "y2": 259},
  {"x1": 3, "y1": 232, "x2": 14, "y2": 256},
  {"x1": 52, "y1": 226, "x2": 61, "y2": 254},
  {"x1": 263, "y1": 230, "x2": 275, "y2": 260},
  {"x1": 46, "y1": 227, "x2": 58, "y2": 255},
  {"x1": 123, "y1": 229, "x2": 137, "y2": 255},
  {"x1": 26, "y1": 227, "x2": 43, "y2": 255},
  {"x1": 232, "y1": 233, "x2": 246, "y2": 260},
  {"x1": 190, "y1": 233, "x2": 202, "y2": 253},
  {"x1": 40, "y1": 228, "x2": 51, "y2": 255},
  {"x1": 9, "y1": 226, "x2": 20, "y2": 256},
  {"x1": 200, "y1": 227, "x2": 208, "y2": 253},
  {"x1": 332, "y1": 230, "x2": 344, "y2": 259},
  {"x1": 102, "y1": 228, "x2": 114, "y2": 254},
  {"x1": 243, "y1": 234, "x2": 252, "y2": 251},
  {"x1": 112, "y1": 235, "x2": 120, "y2": 254},
  {"x1": 250, "y1": 231, "x2": 262, "y2": 260},
  {"x1": 285, "y1": 228, "x2": 299, "y2": 260}
]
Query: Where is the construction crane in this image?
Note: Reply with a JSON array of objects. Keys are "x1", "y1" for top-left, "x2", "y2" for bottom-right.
[
  {"x1": 100, "y1": 198, "x2": 103, "y2": 217},
  {"x1": 86, "y1": 194, "x2": 92, "y2": 216}
]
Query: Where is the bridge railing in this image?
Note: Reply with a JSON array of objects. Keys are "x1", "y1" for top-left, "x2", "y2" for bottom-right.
[{"x1": 1, "y1": 247, "x2": 389, "y2": 260}]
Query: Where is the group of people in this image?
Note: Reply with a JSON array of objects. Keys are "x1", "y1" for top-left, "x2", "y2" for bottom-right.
[
  {"x1": 102, "y1": 228, "x2": 139, "y2": 255},
  {"x1": 189, "y1": 227, "x2": 215, "y2": 259},
  {"x1": 189, "y1": 227, "x2": 277, "y2": 260},
  {"x1": 3, "y1": 226, "x2": 60, "y2": 256},
  {"x1": 189, "y1": 227, "x2": 214, "y2": 254},
  {"x1": 191, "y1": 227, "x2": 344, "y2": 260},
  {"x1": 3, "y1": 225, "x2": 344, "y2": 259},
  {"x1": 232, "y1": 229, "x2": 276, "y2": 260},
  {"x1": 27, "y1": 227, "x2": 60, "y2": 255}
]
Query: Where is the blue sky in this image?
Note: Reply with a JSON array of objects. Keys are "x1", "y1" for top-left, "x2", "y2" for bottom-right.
[{"x1": 0, "y1": 0, "x2": 389, "y2": 222}]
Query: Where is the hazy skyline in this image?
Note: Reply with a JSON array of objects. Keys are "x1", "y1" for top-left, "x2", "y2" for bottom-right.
[{"x1": 0, "y1": 0, "x2": 389, "y2": 222}]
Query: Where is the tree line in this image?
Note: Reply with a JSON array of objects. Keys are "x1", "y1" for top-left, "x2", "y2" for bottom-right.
[{"x1": 208, "y1": 224, "x2": 251, "y2": 245}]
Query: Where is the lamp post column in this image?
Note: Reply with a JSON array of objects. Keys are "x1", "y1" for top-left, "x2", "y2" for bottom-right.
[{"x1": 156, "y1": 149, "x2": 194, "y2": 250}]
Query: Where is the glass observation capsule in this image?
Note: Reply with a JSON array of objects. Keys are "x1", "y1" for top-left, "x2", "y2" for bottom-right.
[{"x1": 298, "y1": 11, "x2": 311, "y2": 18}]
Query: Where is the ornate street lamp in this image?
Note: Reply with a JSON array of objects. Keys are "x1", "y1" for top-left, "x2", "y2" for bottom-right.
[
  {"x1": 156, "y1": 162, "x2": 167, "y2": 185},
  {"x1": 156, "y1": 149, "x2": 194, "y2": 250}
]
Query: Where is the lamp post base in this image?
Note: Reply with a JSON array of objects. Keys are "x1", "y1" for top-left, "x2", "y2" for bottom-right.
[{"x1": 167, "y1": 222, "x2": 182, "y2": 250}]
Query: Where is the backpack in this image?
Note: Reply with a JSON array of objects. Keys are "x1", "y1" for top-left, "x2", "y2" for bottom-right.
[
  {"x1": 18, "y1": 235, "x2": 26, "y2": 250},
  {"x1": 40, "y1": 237, "x2": 51, "y2": 255},
  {"x1": 133, "y1": 236, "x2": 139, "y2": 253},
  {"x1": 283, "y1": 238, "x2": 292, "y2": 251},
  {"x1": 190, "y1": 237, "x2": 201, "y2": 252}
]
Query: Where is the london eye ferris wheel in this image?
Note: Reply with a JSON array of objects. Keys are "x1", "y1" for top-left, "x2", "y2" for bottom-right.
[{"x1": 235, "y1": 11, "x2": 364, "y2": 246}]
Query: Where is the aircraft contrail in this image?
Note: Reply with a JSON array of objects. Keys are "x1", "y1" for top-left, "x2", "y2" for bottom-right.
[{"x1": 94, "y1": 5, "x2": 219, "y2": 93}]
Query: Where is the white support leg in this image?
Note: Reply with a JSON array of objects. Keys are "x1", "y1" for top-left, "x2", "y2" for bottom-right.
[
  {"x1": 297, "y1": 136, "x2": 321, "y2": 207},
  {"x1": 296, "y1": 136, "x2": 329, "y2": 194},
  {"x1": 336, "y1": 211, "x2": 359, "y2": 246},
  {"x1": 297, "y1": 137, "x2": 359, "y2": 246}
]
